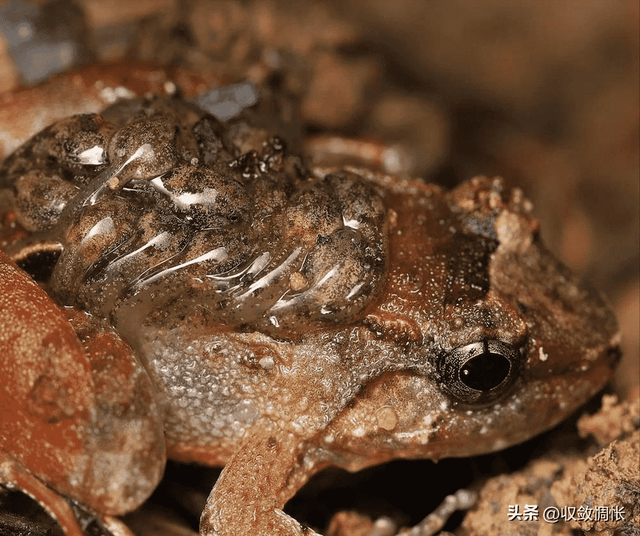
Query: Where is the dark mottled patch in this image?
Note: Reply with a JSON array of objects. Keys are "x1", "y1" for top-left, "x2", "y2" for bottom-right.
[{"x1": 438, "y1": 233, "x2": 499, "y2": 307}]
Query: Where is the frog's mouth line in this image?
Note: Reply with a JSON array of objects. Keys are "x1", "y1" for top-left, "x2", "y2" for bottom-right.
[{"x1": 316, "y1": 331, "x2": 619, "y2": 463}]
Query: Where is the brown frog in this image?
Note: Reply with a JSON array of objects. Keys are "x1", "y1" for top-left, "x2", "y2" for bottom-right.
[{"x1": 0, "y1": 92, "x2": 620, "y2": 536}]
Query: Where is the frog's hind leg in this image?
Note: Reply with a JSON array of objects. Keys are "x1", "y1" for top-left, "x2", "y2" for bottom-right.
[{"x1": 0, "y1": 250, "x2": 166, "y2": 533}]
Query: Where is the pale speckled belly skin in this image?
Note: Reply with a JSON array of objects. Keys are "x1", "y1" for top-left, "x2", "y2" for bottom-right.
[{"x1": 0, "y1": 93, "x2": 620, "y2": 536}]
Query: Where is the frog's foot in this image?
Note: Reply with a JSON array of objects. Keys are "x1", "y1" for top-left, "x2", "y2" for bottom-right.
[
  {"x1": 0, "y1": 454, "x2": 85, "y2": 536},
  {"x1": 200, "y1": 424, "x2": 322, "y2": 536},
  {"x1": 0, "y1": 453, "x2": 137, "y2": 536}
]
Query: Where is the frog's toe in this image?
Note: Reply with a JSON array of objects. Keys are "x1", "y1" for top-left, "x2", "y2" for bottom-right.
[
  {"x1": 200, "y1": 507, "x2": 321, "y2": 536},
  {"x1": 0, "y1": 453, "x2": 142, "y2": 536},
  {"x1": 0, "y1": 453, "x2": 86, "y2": 536}
]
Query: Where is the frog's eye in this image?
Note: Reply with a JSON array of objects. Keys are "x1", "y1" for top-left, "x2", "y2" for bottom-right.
[{"x1": 439, "y1": 340, "x2": 522, "y2": 405}]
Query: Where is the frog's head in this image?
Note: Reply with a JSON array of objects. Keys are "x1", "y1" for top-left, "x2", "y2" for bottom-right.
[{"x1": 319, "y1": 176, "x2": 620, "y2": 466}]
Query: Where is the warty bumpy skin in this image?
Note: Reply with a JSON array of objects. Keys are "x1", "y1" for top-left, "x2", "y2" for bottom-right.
[{"x1": 1, "y1": 95, "x2": 388, "y2": 341}]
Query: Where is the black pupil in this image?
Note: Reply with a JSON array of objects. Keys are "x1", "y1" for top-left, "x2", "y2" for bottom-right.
[{"x1": 460, "y1": 352, "x2": 511, "y2": 391}]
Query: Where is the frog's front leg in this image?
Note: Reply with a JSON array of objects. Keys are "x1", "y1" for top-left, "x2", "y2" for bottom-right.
[{"x1": 200, "y1": 421, "x2": 322, "y2": 536}]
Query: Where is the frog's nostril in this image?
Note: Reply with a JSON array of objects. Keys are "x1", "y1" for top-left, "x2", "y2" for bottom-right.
[{"x1": 438, "y1": 340, "x2": 522, "y2": 405}]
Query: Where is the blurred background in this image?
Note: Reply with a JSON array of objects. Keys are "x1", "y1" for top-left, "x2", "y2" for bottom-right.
[{"x1": 0, "y1": 1, "x2": 637, "y2": 534}]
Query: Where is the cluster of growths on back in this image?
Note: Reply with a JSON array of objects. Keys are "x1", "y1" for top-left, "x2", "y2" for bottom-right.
[{"x1": 0, "y1": 95, "x2": 389, "y2": 339}]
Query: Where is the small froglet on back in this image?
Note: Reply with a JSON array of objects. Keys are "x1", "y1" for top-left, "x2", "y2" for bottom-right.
[{"x1": 0, "y1": 92, "x2": 620, "y2": 536}]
